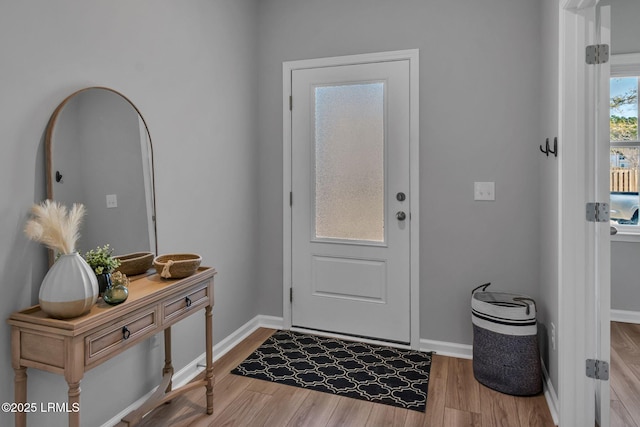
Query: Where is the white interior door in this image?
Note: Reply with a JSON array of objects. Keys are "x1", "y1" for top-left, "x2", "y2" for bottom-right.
[
  {"x1": 289, "y1": 59, "x2": 411, "y2": 343},
  {"x1": 595, "y1": 6, "x2": 611, "y2": 426},
  {"x1": 558, "y1": 2, "x2": 612, "y2": 424}
]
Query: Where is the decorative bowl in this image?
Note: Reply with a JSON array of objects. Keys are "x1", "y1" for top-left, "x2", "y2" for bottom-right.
[
  {"x1": 153, "y1": 253, "x2": 202, "y2": 279},
  {"x1": 114, "y1": 252, "x2": 154, "y2": 276}
]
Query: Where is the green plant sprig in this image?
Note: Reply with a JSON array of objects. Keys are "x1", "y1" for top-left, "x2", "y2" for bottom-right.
[{"x1": 83, "y1": 244, "x2": 121, "y2": 275}]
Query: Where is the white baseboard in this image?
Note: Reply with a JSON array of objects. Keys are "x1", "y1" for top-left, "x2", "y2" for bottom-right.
[
  {"x1": 611, "y1": 309, "x2": 640, "y2": 324},
  {"x1": 541, "y1": 360, "x2": 560, "y2": 426},
  {"x1": 255, "y1": 314, "x2": 285, "y2": 330},
  {"x1": 420, "y1": 338, "x2": 472, "y2": 359},
  {"x1": 100, "y1": 315, "x2": 284, "y2": 427}
]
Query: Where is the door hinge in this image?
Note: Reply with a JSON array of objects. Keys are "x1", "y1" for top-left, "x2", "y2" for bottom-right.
[
  {"x1": 586, "y1": 359, "x2": 609, "y2": 380},
  {"x1": 289, "y1": 287, "x2": 293, "y2": 302},
  {"x1": 586, "y1": 202, "x2": 609, "y2": 222},
  {"x1": 289, "y1": 95, "x2": 293, "y2": 111},
  {"x1": 290, "y1": 191, "x2": 293, "y2": 206},
  {"x1": 586, "y1": 44, "x2": 609, "y2": 64}
]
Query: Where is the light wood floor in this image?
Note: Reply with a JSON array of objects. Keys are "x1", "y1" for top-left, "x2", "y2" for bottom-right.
[
  {"x1": 610, "y1": 321, "x2": 640, "y2": 427},
  {"x1": 125, "y1": 328, "x2": 555, "y2": 427}
]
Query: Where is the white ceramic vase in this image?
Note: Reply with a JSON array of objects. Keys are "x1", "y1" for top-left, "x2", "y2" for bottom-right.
[{"x1": 39, "y1": 252, "x2": 99, "y2": 319}]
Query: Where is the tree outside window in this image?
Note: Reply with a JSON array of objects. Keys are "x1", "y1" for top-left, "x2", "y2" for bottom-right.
[{"x1": 610, "y1": 75, "x2": 640, "y2": 226}]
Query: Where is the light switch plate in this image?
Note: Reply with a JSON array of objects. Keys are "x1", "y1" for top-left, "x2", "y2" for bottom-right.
[
  {"x1": 474, "y1": 182, "x2": 495, "y2": 201},
  {"x1": 106, "y1": 194, "x2": 118, "y2": 208}
]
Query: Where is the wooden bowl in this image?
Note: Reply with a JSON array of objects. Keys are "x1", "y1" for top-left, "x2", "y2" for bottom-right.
[
  {"x1": 114, "y1": 252, "x2": 154, "y2": 276},
  {"x1": 153, "y1": 253, "x2": 202, "y2": 279}
]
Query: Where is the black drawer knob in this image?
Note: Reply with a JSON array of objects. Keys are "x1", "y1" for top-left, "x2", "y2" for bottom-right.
[
  {"x1": 122, "y1": 326, "x2": 131, "y2": 340},
  {"x1": 185, "y1": 296, "x2": 192, "y2": 307}
]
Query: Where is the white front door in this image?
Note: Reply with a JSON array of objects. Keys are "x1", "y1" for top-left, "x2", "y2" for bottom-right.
[{"x1": 289, "y1": 59, "x2": 412, "y2": 343}]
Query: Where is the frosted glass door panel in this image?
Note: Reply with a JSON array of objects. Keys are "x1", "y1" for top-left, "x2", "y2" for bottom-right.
[{"x1": 314, "y1": 83, "x2": 385, "y2": 242}]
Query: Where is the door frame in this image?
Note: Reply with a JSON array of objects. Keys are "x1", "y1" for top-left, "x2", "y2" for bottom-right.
[
  {"x1": 282, "y1": 49, "x2": 420, "y2": 349},
  {"x1": 557, "y1": 0, "x2": 610, "y2": 425}
]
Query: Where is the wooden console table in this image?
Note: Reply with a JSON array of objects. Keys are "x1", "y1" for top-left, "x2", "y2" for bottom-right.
[{"x1": 7, "y1": 266, "x2": 216, "y2": 427}]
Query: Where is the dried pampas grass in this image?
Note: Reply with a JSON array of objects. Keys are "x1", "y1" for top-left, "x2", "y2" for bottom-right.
[{"x1": 24, "y1": 200, "x2": 85, "y2": 255}]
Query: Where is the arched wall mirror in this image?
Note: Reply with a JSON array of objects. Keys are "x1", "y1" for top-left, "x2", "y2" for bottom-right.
[{"x1": 45, "y1": 87, "x2": 157, "y2": 258}]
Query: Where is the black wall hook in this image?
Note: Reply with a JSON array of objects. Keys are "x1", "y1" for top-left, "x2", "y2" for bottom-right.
[
  {"x1": 540, "y1": 137, "x2": 558, "y2": 157},
  {"x1": 550, "y1": 137, "x2": 558, "y2": 157},
  {"x1": 55, "y1": 171, "x2": 63, "y2": 183},
  {"x1": 540, "y1": 138, "x2": 549, "y2": 156}
]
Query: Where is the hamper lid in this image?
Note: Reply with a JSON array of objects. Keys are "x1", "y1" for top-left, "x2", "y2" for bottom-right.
[{"x1": 471, "y1": 283, "x2": 537, "y2": 335}]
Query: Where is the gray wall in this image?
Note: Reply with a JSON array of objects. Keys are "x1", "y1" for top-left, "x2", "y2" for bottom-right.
[
  {"x1": 0, "y1": 1, "x2": 259, "y2": 426},
  {"x1": 256, "y1": 0, "x2": 542, "y2": 345},
  {"x1": 603, "y1": 0, "x2": 640, "y2": 313},
  {"x1": 538, "y1": 0, "x2": 560, "y2": 392}
]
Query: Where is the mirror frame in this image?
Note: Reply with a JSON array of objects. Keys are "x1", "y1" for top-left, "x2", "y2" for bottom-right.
[{"x1": 44, "y1": 86, "x2": 158, "y2": 259}]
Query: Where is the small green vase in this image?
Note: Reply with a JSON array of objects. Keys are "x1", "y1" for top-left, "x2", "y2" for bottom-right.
[{"x1": 103, "y1": 283, "x2": 129, "y2": 305}]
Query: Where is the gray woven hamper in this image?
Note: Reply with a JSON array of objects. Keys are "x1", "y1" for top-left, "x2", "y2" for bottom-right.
[{"x1": 471, "y1": 283, "x2": 542, "y2": 396}]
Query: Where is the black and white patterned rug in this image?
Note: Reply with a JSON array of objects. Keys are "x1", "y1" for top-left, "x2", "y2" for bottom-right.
[{"x1": 231, "y1": 330, "x2": 432, "y2": 412}]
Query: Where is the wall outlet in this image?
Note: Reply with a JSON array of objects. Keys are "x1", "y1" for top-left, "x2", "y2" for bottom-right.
[
  {"x1": 551, "y1": 322, "x2": 556, "y2": 351},
  {"x1": 474, "y1": 182, "x2": 495, "y2": 201},
  {"x1": 106, "y1": 194, "x2": 118, "y2": 208}
]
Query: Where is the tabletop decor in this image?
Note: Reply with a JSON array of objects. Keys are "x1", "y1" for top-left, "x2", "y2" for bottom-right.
[
  {"x1": 114, "y1": 251, "x2": 154, "y2": 276},
  {"x1": 84, "y1": 244, "x2": 121, "y2": 295},
  {"x1": 153, "y1": 253, "x2": 202, "y2": 279},
  {"x1": 102, "y1": 271, "x2": 129, "y2": 305},
  {"x1": 24, "y1": 200, "x2": 98, "y2": 318}
]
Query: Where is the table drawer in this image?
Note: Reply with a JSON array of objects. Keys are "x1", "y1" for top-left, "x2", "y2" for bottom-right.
[
  {"x1": 85, "y1": 306, "x2": 159, "y2": 367},
  {"x1": 162, "y1": 282, "x2": 210, "y2": 324}
]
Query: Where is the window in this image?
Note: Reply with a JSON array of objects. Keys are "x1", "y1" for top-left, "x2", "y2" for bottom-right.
[
  {"x1": 610, "y1": 55, "x2": 640, "y2": 234},
  {"x1": 314, "y1": 83, "x2": 385, "y2": 242}
]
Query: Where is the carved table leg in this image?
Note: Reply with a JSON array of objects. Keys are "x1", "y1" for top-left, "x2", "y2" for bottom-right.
[
  {"x1": 64, "y1": 337, "x2": 84, "y2": 427},
  {"x1": 163, "y1": 328, "x2": 173, "y2": 393},
  {"x1": 205, "y1": 305, "x2": 214, "y2": 415},
  {"x1": 13, "y1": 367, "x2": 27, "y2": 427},
  {"x1": 67, "y1": 381, "x2": 81, "y2": 427}
]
